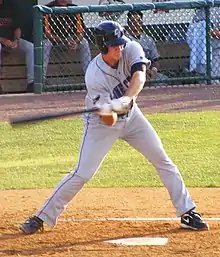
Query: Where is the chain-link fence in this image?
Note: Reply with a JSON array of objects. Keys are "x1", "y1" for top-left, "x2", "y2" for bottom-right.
[{"x1": 33, "y1": 1, "x2": 220, "y2": 93}]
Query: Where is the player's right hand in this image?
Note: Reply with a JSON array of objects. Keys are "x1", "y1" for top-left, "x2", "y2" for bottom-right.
[{"x1": 96, "y1": 103, "x2": 113, "y2": 116}]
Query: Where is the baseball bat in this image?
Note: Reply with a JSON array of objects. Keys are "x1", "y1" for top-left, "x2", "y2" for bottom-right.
[{"x1": 9, "y1": 107, "x2": 100, "y2": 126}]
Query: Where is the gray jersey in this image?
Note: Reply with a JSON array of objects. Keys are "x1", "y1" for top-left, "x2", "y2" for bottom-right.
[{"x1": 85, "y1": 41, "x2": 151, "y2": 110}]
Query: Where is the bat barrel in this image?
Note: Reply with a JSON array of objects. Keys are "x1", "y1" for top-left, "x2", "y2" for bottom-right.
[{"x1": 10, "y1": 107, "x2": 99, "y2": 126}]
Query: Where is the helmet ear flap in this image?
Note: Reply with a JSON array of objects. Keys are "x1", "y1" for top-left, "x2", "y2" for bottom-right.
[
  {"x1": 94, "y1": 28, "x2": 109, "y2": 54},
  {"x1": 101, "y1": 44, "x2": 108, "y2": 54}
]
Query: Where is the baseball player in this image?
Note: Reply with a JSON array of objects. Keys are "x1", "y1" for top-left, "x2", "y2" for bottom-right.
[{"x1": 19, "y1": 21, "x2": 209, "y2": 234}]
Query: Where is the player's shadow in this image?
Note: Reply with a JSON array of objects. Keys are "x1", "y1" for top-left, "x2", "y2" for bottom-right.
[
  {"x1": 0, "y1": 232, "x2": 25, "y2": 240},
  {"x1": 0, "y1": 225, "x2": 198, "y2": 256},
  {"x1": 0, "y1": 235, "x2": 141, "y2": 256}
]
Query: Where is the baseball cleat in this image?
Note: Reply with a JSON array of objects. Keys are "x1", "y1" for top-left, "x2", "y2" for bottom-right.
[
  {"x1": 19, "y1": 216, "x2": 44, "y2": 235},
  {"x1": 180, "y1": 210, "x2": 209, "y2": 231}
]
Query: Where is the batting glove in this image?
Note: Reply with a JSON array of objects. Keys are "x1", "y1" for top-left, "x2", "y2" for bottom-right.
[
  {"x1": 96, "y1": 103, "x2": 113, "y2": 116},
  {"x1": 110, "y1": 96, "x2": 132, "y2": 112}
]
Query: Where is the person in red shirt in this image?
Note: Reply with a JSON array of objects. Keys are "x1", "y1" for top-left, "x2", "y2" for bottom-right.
[{"x1": 0, "y1": 0, "x2": 20, "y2": 52}]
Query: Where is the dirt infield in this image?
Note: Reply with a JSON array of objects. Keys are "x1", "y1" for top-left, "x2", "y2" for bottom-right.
[
  {"x1": 1, "y1": 188, "x2": 220, "y2": 257},
  {"x1": 1, "y1": 86, "x2": 220, "y2": 257},
  {"x1": 0, "y1": 86, "x2": 220, "y2": 122}
]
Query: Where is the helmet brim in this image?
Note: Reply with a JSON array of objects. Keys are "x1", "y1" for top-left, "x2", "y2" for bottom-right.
[{"x1": 105, "y1": 35, "x2": 130, "y2": 47}]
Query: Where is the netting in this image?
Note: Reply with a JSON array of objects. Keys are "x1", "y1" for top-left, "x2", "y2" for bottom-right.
[{"x1": 32, "y1": 2, "x2": 220, "y2": 92}]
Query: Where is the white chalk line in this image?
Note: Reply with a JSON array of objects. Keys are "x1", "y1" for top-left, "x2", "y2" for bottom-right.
[{"x1": 59, "y1": 217, "x2": 220, "y2": 222}]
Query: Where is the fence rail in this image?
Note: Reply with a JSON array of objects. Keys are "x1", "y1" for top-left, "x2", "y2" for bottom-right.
[{"x1": 32, "y1": 0, "x2": 220, "y2": 93}]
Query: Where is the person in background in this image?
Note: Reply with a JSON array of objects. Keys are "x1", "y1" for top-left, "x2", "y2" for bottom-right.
[
  {"x1": 187, "y1": 7, "x2": 220, "y2": 84},
  {"x1": 186, "y1": 9, "x2": 207, "y2": 75},
  {"x1": 43, "y1": 0, "x2": 92, "y2": 78},
  {"x1": 0, "y1": 0, "x2": 34, "y2": 92},
  {"x1": 126, "y1": 11, "x2": 159, "y2": 70},
  {"x1": 1, "y1": 0, "x2": 36, "y2": 93},
  {"x1": 209, "y1": 7, "x2": 220, "y2": 83},
  {"x1": 126, "y1": 10, "x2": 169, "y2": 84},
  {"x1": 0, "y1": 0, "x2": 20, "y2": 64}
]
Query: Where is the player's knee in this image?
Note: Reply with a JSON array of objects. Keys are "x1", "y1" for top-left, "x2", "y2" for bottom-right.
[
  {"x1": 146, "y1": 145, "x2": 172, "y2": 166},
  {"x1": 73, "y1": 171, "x2": 91, "y2": 183}
]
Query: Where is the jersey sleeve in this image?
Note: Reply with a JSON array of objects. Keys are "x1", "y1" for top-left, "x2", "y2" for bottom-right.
[
  {"x1": 126, "y1": 41, "x2": 151, "y2": 70},
  {"x1": 85, "y1": 72, "x2": 112, "y2": 108}
]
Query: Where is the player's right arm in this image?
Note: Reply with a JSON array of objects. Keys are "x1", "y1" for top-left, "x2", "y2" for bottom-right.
[
  {"x1": 85, "y1": 79, "x2": 116, "y2": 119},
  {"x1": 85, "y1": 66, "x2": 112, "y2": 109}
]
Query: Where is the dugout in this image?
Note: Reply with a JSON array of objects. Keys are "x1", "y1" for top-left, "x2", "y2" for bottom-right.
[{"x1": 0, "y1": 1, "x2": 191, "y2": 94}]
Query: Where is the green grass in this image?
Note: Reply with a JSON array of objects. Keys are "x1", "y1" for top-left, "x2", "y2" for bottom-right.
[{"x1": 0, "y1": 111, "x2": 220, "y2": 189}]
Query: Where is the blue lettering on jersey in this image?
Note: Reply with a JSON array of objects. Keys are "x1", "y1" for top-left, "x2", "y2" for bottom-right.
[{"x1": 112, "y1": 76, "x2": 131, "y2": 99}]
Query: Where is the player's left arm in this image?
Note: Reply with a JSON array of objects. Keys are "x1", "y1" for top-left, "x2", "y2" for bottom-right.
[
  {"x1": 125, "y1": 41, "x2": 151, "y2": 98},
  {"x1": 109, "y1": 65, "x2": 147, "y2": 113},
  {"x1": 124, "y1": 62, "x2": 147, "y2": 99},
  {"x1": 109, "y1": 42, "x2": 151, "y2": 112}
]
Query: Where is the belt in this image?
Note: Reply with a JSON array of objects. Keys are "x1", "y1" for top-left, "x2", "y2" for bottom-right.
[
  {"x1": 116, "y1": 100, "x2": 133, "y2": 119},
  {"x1": 117, "y1": 113, "x2": 128, "y2": 119},
  {"x1": 117, "y1": 109, "x2": 131, "y2": 119}
]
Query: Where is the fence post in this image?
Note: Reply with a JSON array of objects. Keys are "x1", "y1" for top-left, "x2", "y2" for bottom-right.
[
  {"x1": 33, "y1": 6, "x2": 44, "y2": 94},
  {"x1": 205, "y1": 5, "x2": 212, "y2": 85}
]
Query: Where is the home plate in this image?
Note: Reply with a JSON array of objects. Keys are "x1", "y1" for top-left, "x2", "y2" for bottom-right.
[{"x1": 104, "y1": 237, "x2": 168, "y2": 246}]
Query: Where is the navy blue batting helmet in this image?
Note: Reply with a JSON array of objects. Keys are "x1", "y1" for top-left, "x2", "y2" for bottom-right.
[{"x1": 94, "y1": 21, "x2": 130, "y2": 54}]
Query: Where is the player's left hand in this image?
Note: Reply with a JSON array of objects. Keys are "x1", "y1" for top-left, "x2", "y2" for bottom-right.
[
  {"x1": 96, "y1": 96, "x2": 132, "y2": 115},
  {"x1": 110, "y1": 96, "x2": 132, "y2": 113},
  {"x1": 97, "y1": 103, "x2": 113, "y2": 115}
]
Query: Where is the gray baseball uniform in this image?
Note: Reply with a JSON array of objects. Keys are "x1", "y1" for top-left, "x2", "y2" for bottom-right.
[{"x1": 35, "y1": 41, "x2": 195, "y2": 227}]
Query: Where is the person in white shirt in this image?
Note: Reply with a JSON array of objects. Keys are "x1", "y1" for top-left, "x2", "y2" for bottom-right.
[
  {"x1": 126, "y1": 10, "x2": 168, "y2": 84},
  {"x1": 126, "y1": 11, "x2": 160, "y2": 69},
  {"x1": 187, "y1": 7, "x2": 220, "y2": 83}
]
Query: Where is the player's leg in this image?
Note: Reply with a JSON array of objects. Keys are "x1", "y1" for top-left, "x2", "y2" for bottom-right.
[
  {"x1": 122, "y1": 106, "x2": 208, "y2": 230},
  {"x1": 19, "y1": 118, "x2": 120, "y2": 234},
  {"x1": 18, "y1": 39, "x2": 34, "y2": 92},
  {"x1": 79, "y1": 38, "x2": 92, "y2": 74}
]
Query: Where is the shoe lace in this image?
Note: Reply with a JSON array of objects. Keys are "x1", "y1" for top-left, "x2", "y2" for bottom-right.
[
  {"x1": 29, "y1": 216, "x2": 44, "y2": 232},
  {"x1": 191, "y1": 211, "x2": 201, "y2": 219}
]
